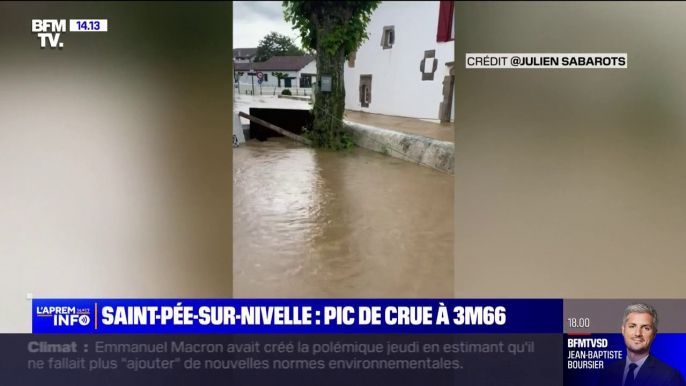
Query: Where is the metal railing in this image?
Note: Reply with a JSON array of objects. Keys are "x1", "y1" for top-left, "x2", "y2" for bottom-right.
[{"x1": 235, "y1": 82, "x2": 313, "y2": 97}]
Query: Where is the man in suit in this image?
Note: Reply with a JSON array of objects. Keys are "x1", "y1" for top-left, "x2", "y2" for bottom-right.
[{"x1": 598, "y1": 303, "x2": 685, "y2": 386}]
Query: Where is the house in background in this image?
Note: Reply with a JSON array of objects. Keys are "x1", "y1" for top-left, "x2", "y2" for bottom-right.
[
  {"x1": 233, "y1": 48, "x2": 258, "y2": 63},
  {"x1": 234, "y1": 55, "x2": 317, "y2": 90},
  {"x1": 344, "y1": 1, "x2": 455, "y2": 123}
]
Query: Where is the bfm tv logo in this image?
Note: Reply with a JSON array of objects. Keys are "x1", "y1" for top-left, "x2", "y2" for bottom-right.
[
  {"x1": 31, "y1": 19, "x2": 66, "y2": 49},
  {"x1": 36, "y1": 306, "x2": 92, "y2": 326}
]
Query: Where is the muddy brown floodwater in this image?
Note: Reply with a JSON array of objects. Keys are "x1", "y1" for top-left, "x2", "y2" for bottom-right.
[{"x1": 233, "y1": 138, "x2": 453, "y2": 298}]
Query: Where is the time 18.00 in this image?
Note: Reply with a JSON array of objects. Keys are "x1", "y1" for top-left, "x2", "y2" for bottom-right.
[{"x1": 568, "y1": 318, "x2": 590, "y2": 328}]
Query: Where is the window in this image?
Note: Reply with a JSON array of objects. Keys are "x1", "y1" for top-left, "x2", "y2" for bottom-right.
[
  {"x1": 420, "y1": 50, "x2": 437, "y2": 81},
  {"x1": 264, "y1": 74, "x2": 268, "y2": 82},
  {"x1": 360, "y1": 85, "x2": 372, "y2": 106},
  {"x1": 381, "y1": 26, "x2": 395, "y2": 49},
  {"x1": 299, "y1": 75, "x2": 313, "y2": 88},
  {"x1": 359, "y1": 75, "x2": 372, "y2": 108},
  {"x1": 436, "y1": 1, "x2": 455, "y2": 42}
]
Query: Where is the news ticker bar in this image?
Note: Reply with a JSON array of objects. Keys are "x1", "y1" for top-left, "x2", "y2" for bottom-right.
[
  {"x1": 0, "y1": 334, "x2": 612, "y2": 385},
  {"x1": 2, "y1": 333, "x2": 685, "y2": 385},
  {"x1": 24, "y1": 299, "x2": 686, "y2": 385},
  {"x1": 466, "y1": 53, "x2": 628, "y2": 68},
  {"x1": 33, "y1": 299, "x2": 560, "y2": 334},
  {"x1": 31, "y1": 299, "x2": 686, "y2": 334}
]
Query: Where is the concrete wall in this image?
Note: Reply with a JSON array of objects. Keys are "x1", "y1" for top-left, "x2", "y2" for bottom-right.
[
  {"x1": 345, "y1": 121, "x2": 454, "y2": 174},
  {"x1": 344, "y1": 1, "x2": 454, "y2": 120},
  {"x1": 455, "y1": 2, "x2": 686, "y2": 299}
]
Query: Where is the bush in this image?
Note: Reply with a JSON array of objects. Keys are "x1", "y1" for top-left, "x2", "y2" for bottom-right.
[{"x1": 281, "y1": 89, "x2": 292, "y2": 96}]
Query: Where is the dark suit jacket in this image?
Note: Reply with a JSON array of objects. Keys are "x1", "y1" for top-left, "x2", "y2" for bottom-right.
[{"x1": 598, "y1": 355, "x2": 686, "y2": 386}]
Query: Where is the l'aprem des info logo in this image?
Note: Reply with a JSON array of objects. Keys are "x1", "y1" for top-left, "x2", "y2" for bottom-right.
[
  {"x1": 36, "y1": 306, "x2": 92, "y2": 327},
  {"x1": 32, "y1": 19, "x2": 108, "y2": 49}
]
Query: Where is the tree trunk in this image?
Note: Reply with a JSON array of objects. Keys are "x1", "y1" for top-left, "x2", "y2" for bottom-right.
[{"x1": 312, "y1": 19, "x2": 347, "y2": 149}]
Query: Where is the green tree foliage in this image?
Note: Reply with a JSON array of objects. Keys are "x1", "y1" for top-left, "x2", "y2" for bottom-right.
[
  {"x1": 255, "y1": 32, "x2": 305, "y2": 62},
  {"x1": 283, "y1": 1, "x2": 380, "y2": 150}
]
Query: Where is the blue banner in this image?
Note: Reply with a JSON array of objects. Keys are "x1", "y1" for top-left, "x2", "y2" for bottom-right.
[
  {"x1": 32, "y1": 299, "x2": 563, "y2": 334},
  {"x1": 564, "y1": 333, "x2": 686, "y2": 385}
]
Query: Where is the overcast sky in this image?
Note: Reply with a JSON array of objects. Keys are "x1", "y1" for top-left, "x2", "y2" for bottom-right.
[{"x1": 233, "y1": 1, "x2": 302, "y2": 49}]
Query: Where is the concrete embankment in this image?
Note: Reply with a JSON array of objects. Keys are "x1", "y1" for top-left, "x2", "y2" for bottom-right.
[
  {"x1": 234, "y1": 95, "x2": 454, "y2": 174},
  {"x1": 343, "y1": 121, "x2": 455, "y2": 175},
  {"x1": 239, "y1": 117, "x2": 455, "y2": 174},
  {"x1": 277, "y1": 95, "x2": 311, "y2": 102}
]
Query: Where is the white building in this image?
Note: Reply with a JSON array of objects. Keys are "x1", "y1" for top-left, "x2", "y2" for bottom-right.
[
  {"x1": 234, "y1": 55, "x2": 317, "y2": 91},
  {"x1": 344, "y1": 1, "x2": 455, "y2": 122},
  {"x1": 233, "y1": 48, "x2": 257, "y2": 63}
]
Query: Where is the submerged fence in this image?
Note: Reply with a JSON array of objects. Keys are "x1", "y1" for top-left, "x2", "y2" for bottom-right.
[{"x1": 235, "y1": 82, "x2": 313, "y2": 97}]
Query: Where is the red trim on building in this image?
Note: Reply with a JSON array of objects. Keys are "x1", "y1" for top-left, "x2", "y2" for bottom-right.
[{"x1": 437, "y1": 1, "x2": 455, "y2": 43}]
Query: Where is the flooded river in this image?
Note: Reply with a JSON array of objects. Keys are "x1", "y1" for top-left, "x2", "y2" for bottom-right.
[{"x1": 233, "y1": 138, "x2": 453, "y2": 298}]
